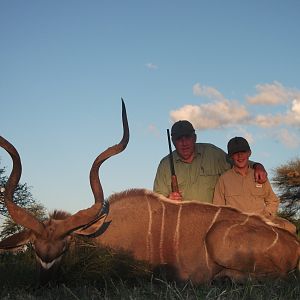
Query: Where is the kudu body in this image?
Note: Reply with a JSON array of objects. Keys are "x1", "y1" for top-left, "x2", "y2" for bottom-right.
[
  {"x1": 0, "y1": 100, "x2": 129, "y2": 284},
  {"x1": 90, "y1": 189, "x2": 300, "y2": 283}
]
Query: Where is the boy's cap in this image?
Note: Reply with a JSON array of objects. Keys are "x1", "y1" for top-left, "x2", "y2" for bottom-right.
[
  {"x1": 227, "y1": 137, "x2": 250, "y2": 156},
  {"x1": 171, "y1": 120, "x2": 195, "y2": 140}
]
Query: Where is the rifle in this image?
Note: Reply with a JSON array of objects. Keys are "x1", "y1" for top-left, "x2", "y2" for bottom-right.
[{"x1": 167, "y1": 129, "x2": 179, "y2": 193}]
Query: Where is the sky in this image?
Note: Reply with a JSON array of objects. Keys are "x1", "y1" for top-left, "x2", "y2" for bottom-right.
[{"x1": 1, "y1": 0, "x2": 300, "y2": 215}]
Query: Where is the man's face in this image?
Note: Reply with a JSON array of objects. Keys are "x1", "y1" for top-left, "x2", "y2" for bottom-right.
[
  {"x1": 173, "y1": 134, "x2": 196, "y2": 163},
  {"x1": 231, "y1": 150, "x2": 251, "y2": 168}
]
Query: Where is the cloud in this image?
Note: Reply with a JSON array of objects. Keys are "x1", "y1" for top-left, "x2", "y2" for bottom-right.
[
  {"x1": 252, "y1": 114, "x2": 284, "y2": 128},
  {"x1": 171, "y1": 83, "x2": 249, "y2": 129},
  {"x1": 252, "y1": 98, "x2": 300, "y2": 127},
  {"x1": 287, "y1": 98, "x2": 300, "y2": 124},
  {"x1": 170, "y1": 100, "x2": 249, "y2": 130},
  {"x1": 276, "y1": 129, "x2": 300, "y2": 149},
  {"x1": 145, "y1": 63, "x2": 158, "y2": 70},
  {"x1": 247, "y1": 81, "x2": 300, "y2": 105},
  {"x1": 169, "y1": 82, "x2": 300, "y2": 151},
  {"x1": 171, "y1": 82, "x2": 300, "y2": 131},
  {"x1": 193, "y1": 83, "x2": 224, "y2": 100}
]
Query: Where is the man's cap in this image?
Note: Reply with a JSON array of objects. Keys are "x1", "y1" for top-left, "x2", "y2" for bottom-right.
[
  {"x1": 227, "y1": 137, "x2": 251, "y2": 156},
  {"x1": 171, "y1": 120, "x2": 195, "y2": 140}
]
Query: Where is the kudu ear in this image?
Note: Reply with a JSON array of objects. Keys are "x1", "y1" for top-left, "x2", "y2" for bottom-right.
[
  {"x1": 0, "y1": 230, "x2": 32, "y2": 251},
  {"x1": 74, "y1": 214, "x2": 111, "y2": 237},
  {"x1": 73, "y1": 201, "x2": 111, "y2": 237},
  {"x1": 50, "y1": 202, "x2": 102, "y2": 238}
]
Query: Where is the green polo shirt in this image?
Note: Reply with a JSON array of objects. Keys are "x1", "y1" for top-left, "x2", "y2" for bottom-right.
[{"x1": 153, "y1": 143, "x2": 232, "y2": 203}]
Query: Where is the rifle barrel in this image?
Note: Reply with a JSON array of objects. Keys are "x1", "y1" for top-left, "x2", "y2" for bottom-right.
[
  {"x1": 167, "y1": 129, "x2": 179, "y2": 193},
  {"x1": 167, "y1": 129, "x2": 176, "y2": 175}
]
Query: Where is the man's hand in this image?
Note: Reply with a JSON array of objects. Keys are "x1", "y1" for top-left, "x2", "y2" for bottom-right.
[
  {"x1": 253, "y1": 163, "x2": 268, "y2": 183},
  {"x1": 168, "y1": 191, "x2": 183, "y2": 201}
]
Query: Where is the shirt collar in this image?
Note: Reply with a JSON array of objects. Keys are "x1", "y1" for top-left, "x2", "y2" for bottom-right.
[
  {"x1": 232, "y1": 165, "x2": 251, "y2": 176},
  {"x1": 173, "y1": 144, "x2": 200, "y2": 162}
]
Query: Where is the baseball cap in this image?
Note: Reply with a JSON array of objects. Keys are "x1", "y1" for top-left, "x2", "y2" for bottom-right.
[
  {"x1": 171, "y1": 120, "x2": 195, "y2": 140},
  {"x1": 227, "y1": 137, "x2": 251, "y2": 156}
]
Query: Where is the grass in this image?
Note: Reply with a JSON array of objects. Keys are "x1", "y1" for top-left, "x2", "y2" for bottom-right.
[{"x1": 0, "y1": 239, "x2": 299, "y2": 299}]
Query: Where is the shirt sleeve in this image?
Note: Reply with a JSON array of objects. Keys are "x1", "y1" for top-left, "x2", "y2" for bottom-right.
[
  {"x1": 213, "y1": 175, "x2": 226, "y2": 206},
  {"x1": 153, "y1": 159, "x2": 171, "y2": 197},
  {"x1": 205, "y1": 143, "x2": 232, "y2": 175},
  {"x1": 263, "y1": 180, "x2": 279, "y2": 216}
]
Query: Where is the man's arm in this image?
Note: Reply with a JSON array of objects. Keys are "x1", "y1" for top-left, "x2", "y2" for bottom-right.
[
  {"x1": 252, "y1": 163, "x2": 268, "y2": 184},
  {"x1": 153, "y1": 159, "x2": 171, "y2": 197}
]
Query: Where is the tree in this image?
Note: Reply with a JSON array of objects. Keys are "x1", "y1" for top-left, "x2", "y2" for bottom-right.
[
  {"x1": 272, "y1": 158, "x2": 300, "y2": 220},
  {"x1": 0, "y1": 163, "x2": 47, "y2": 238},
  {"x1": 0, "y1": 202, "x2": 47, "y2": 239},
  {"x1": 0, "y1": 167, "x2": 34, "y2": 216}
]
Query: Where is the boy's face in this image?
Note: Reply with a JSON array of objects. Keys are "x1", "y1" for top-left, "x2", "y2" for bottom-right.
[{"x1": 231, "y1": 150, "x2": 251, "y2": 169}]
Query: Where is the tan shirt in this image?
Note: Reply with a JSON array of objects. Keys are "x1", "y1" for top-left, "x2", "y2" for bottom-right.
[{"x1": 213, "y1": 167, "x2": 279, "y2": 216}]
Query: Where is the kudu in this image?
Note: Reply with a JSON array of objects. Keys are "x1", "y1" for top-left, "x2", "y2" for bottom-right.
[
  {"x1": 86, "y1": 189, "x2": 299, "y2": 283},
  {"x1": 0, "y1": 100, "x2": 129, "y2": 284}
]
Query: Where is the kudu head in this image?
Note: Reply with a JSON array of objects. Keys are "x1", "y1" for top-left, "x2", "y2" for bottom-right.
[{"x1": 0, "y1": 99, "x2": 129, "y2": 284}]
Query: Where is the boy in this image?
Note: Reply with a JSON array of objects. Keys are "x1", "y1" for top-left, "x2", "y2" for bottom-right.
[{"x1": 213, "y1": 137, "x2": 296, "y2": 233}]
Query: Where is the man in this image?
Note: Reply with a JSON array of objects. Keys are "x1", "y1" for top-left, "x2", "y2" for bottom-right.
[
  {"x1": 153, "y1": 120, "x2": 267, "y2": 203},
  {"x1": 213, "y1": 136, "x2": 296, "y2": 233}
]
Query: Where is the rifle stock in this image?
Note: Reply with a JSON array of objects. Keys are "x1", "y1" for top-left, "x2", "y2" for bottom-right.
[
  {"x1": 167, "y1": 129, "x2": 179, "y2": 193},
  {"x1": 171, "y1": 175, "x2": 179, "y2": 194}
]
